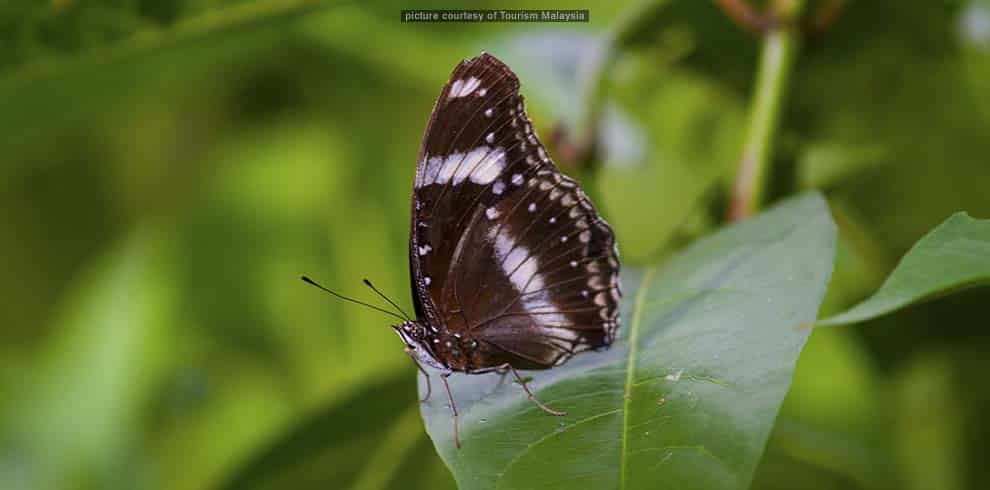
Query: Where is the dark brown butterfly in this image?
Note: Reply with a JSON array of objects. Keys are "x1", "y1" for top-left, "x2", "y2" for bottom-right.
[{"x1": 305, "y1": 53, "x2": 621, "y2": 448}]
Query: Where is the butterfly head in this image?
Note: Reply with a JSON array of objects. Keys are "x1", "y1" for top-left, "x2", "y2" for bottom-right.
[{"x1": 393, "y1": 320, "x2": 444, "y2": 369}]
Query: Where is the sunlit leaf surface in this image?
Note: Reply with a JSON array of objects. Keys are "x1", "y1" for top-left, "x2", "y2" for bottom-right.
[
  {"x1": 819, "y1": 212, "x2": 990, "y2": 326},
  {"x1": 420, "y1": 193, "x2": 836, "y2": 490}
]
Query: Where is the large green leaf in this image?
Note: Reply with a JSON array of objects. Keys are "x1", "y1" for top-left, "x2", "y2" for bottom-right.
[
  {"x1": 819, "y1": 212, "x2": 990, "y2": 327},
  {"x1": 420, "y1": 193, "x2": 836, "y2": 490}
]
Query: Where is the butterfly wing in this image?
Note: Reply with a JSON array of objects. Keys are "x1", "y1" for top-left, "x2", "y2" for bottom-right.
[{"x1": 409, "y1": 53, "x2": 621, "y2": 370}]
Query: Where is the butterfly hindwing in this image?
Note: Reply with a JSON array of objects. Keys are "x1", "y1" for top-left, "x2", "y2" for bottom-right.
[{"x1": 409, "y1": 53, "x2": 620, "y2": 370}]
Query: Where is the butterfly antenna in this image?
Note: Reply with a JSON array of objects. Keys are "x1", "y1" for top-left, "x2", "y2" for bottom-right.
[
  {"x1": 300, "y1": 276, "x2": 407, "y2": 322},
  {"x1": 363, "y1": 278, "x2": 412, "y2": 321}
]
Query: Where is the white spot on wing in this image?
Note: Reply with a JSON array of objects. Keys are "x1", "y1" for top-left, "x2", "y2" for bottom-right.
[
  {"x1": 420, "y1": 155, "x2": 445, "y2": 188},
  {"x1": 418, "y1": 244, "x2": 432, "y2": 256},
  {"x1": 492, "y1": 180, "x2": 505, "y2": 195},
  {"x1": 425, "y1": 146, "x2": 506, "y2": 186},
  {"x1": 432, "y1": 153, "x2": 462, "y2": 185},
  {"x1": 489, "y1": 228, "x2": 567, "y2": 326},
  {"x1": 486, "y1": 207, "x2": 500, "y2": 220},
  {"x1": 469, "y1": 147, "x2": 505, "y2": 185},
  {"x1": 448, "y1": 77, "x2": 481, "y2": 98},
  {"x1": 504, "y1": 247, "x2": 527, "y2": 276}
]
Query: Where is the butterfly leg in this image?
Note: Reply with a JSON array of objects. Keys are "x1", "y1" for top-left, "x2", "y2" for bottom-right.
[
  {"x1": 439, "y1": 370, "x2": 461, "y2": 449},
  {"x1": 405, "y1": 348, "x2": 432, "y2": 402},
  {"x1": 416, "y1": 363, "x2": 432, "y2": 403},
  {"x1": 502, "y1": 364, "x2": 567, "y2": 416},
  {"x1": 494, "y1": 364, "x2": 510, "y2": 389}
]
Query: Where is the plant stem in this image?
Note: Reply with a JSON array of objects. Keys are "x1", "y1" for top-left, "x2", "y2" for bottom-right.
[{"x1": 727, "y1": 1, "x2": 804, "y2": 221}]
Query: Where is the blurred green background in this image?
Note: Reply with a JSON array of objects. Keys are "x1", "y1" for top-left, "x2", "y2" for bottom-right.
[{"x1": 1, "y1": 1, "x2": 989, "y2": 489}]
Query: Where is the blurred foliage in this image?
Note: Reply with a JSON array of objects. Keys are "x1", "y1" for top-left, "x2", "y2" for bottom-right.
[{"x1": 1, "y1": 1, "x2": 989, "y2": 490}]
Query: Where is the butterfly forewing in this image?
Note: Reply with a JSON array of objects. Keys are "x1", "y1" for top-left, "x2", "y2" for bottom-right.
[{"x1": 410, "y1": 53, "x2": 620, "y2": 370}]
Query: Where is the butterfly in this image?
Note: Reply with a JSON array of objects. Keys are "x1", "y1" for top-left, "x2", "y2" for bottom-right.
[{"x1": 304, "y1": 53, "x2": 621, "y2": 448}]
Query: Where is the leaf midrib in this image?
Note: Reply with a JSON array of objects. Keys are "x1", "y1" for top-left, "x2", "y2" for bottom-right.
[{"x1": 618, "y1": 266, "x2": 658, "y2": 489}]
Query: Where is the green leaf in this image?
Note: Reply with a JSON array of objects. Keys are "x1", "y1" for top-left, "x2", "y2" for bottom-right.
[
  {"x1": 420, "y1": 193, "x2": 836, "y2": 490},
  {"x1": 2, "y1": 226, "x2": 177, "y2": 489},
  {"x1": 0, "y1": 0, "x2": 336, "y2": 159},
  {"x1": 818, "y1": 212, "x2": 990, "y2": 326}
]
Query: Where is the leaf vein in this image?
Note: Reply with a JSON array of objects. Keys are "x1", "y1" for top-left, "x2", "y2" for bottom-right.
[
  {"x1": 619, "y1": 266, "x2": 659, "y2": 489},
  {"x1": 495, "y1": 408, "x2": 623, "y2": 481}
]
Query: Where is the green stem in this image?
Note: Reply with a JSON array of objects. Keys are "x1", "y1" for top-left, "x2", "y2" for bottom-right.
[{"x1": 727, "y1": 1, "x2": 804, "y2": 221}]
